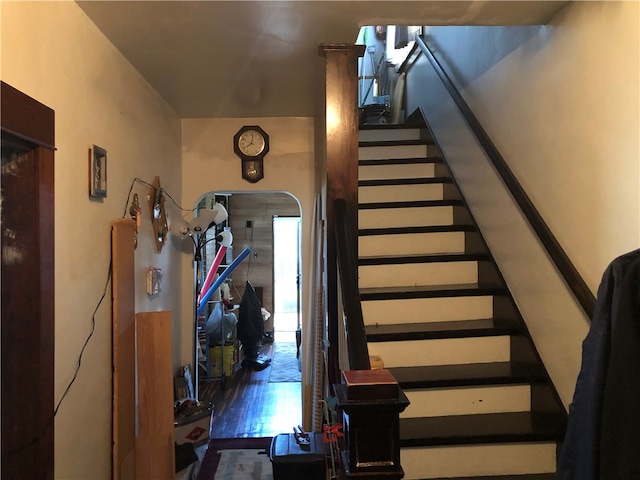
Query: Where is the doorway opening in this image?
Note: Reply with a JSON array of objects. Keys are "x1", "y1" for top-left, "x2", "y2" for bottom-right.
[
  {"x1": 196, "y1": 191, "x2": 303, "y2": 439},
  {"x1": 272, "y1": 216, "x2": 301, "y2": 345}
]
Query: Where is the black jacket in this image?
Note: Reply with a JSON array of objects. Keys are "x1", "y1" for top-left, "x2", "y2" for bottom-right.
[
  {"x1": 238, "y1": 281, "x2": 264, "y2": 359},
  {"x1": 557, "y1": 249, "x2": 640, "y2": 480}
]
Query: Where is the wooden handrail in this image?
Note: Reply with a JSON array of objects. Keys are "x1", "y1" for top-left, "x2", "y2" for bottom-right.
[
  {"x1": 334, "y1": 198, "x2": 371, "y2": 370},
  {"x1": 320, "y1": 43, "x2": 364, "y2": 387},
  {"x1": 410, "y1": 35, "x2": 596, "y2": 320}
]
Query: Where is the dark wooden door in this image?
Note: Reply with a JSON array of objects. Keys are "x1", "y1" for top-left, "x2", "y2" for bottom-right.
[{"x1": 1, "y1": 82, "x2": 55, "y2": 480}]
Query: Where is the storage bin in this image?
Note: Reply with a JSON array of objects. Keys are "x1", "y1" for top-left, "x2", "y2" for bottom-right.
[
  {"x1": 270, "y1": 433, "x2": 326, "y2": 480},
  {"x1": 360, "y1": 103, "x2": 391, "y2": 125}
]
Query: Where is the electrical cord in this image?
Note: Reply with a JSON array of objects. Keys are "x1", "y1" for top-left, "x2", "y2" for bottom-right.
[
  {"x1": 54, "y1": 258, "x2": 112, "y2": 418},
  {"x1": 58, "y1": 177, "x2": 193, "y2": 411},
  {"x1": 123, "y1": 177, "x2": 195, "y2": 218}
]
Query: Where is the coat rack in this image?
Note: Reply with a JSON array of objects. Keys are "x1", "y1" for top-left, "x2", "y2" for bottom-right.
[{"x1": 171, "y1": 203, "x2": 229, "y2": 400}]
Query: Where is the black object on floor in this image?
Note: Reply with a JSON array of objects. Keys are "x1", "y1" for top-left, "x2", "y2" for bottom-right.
[
  {"x1": 270, "y1": 433, "x2": 326, "y2": 480},
  {"x1": 242, "y1": 353, "x2": 271, "y2": 371}
]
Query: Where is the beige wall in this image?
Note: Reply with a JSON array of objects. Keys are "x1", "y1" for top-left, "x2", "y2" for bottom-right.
[
  {"x1": 408, "y1": 1, "x2": 638, "y2": 406},
  {"x1": 1, "y1": 2, "x2": 182, "y2": 479}
]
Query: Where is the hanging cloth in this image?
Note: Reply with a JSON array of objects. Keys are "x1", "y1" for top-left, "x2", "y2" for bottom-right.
[
  {"x1": 237, "y1": 281, "x2": 265, "y2": 360},
  {"x1": 557, "y1": 249, "x2": 640, "y2": 479}
]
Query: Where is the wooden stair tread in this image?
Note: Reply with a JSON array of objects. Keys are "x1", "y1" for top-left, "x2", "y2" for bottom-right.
[
  {"x1": 388, "y1": 362, "x2": 545, "y2": 389},
  {"x1": 359, "y1": 252, "x2": 489, "y2": 265},
  {"x1": 359, "y1": 199, "x2": 464, "y2": 209},
  {"x1": 360, "y1": 283, "x2": 505, "y2": 300},
  {"x1": 358, "y1": 139, "x2": 433, "y2": 147},
  {"x1": 399, "y1": 412, "x2": 566, "y2": 447},
  {"x1": 359, "y1": 224, "x2": 476, "y2": 236},
  {"x1": 359, "y1": 157, "x2": 442, "y2": 166},
  {"x1": 360, "y1": 122, "x2": 424, "y2": 130},
  {"x1": 359, "y1": 177, "x2": 452, "y2": 187},
  {"x1": 365, "y1": 318, "x2": 523, "y2": 342}
]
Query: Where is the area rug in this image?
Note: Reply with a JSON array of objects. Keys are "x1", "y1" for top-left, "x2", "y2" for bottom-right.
[
  {"x1": 268, "y1": 342, "x2": 301, "y2": 383},
  {"x1": 197, "y1": 437, "x2": 273, "y2": 480},
  {"x1": 214, "y1": 449, "x2": 272, "y2": 480}
]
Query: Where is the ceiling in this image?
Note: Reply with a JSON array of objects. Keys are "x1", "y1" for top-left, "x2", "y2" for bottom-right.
[{"x1": 77, "y1": 1, "x2": 569, "y2": 119}]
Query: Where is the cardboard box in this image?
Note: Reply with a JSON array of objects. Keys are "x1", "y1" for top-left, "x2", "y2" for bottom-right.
[{"x1": 174, "y1": 408, "x2": 213, "y2": 447}]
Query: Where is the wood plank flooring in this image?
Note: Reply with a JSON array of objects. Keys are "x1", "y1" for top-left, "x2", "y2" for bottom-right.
[{"x1": 202, "y1": 341, "x2": 302, "y2": 439}]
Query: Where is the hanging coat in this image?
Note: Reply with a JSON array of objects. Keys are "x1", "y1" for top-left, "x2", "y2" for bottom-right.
[
  {"x1": 557, "y1": 249, "x2": 640, "y2": 480},
  {"x1": 238, "y1": 281, "x2": 264, "y2": 360}
]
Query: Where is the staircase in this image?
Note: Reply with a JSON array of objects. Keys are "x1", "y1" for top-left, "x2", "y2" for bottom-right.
[{"x1": 357, "y1": 121, "x2": 567, "y2": 480}]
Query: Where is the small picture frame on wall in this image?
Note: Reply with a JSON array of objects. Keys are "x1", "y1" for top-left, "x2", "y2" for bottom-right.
[{"x1": 90, "y1": 145, "x2": 107, "y2": 198}]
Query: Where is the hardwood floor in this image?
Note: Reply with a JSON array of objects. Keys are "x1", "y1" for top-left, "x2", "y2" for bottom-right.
[{"x1": 202, "y1": 341, "x2": 302, "y2": 439}]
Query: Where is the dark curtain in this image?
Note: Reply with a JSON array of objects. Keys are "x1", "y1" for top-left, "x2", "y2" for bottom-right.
[
  {"x1": 237, "y1": 281, "x2": 264, "y2": 359},
  {"x1": 557, "y1": 249, "x2": 640, "y2": 479}
]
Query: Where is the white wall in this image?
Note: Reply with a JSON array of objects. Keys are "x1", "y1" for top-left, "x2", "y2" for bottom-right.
[
  {"x1": 180, "y1": 116, "x2": 316, "y2": 402},
  {"x1": 405, "y1": 1, "x2": 639, "y2": 407},
  {"x1": 1, "y1": 2, "x2": 182, "y2": 478}
]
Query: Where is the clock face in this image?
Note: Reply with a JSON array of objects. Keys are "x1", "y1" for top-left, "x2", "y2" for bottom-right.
[{"x1": 237, "y1": 129, "x2": 266, "y2": 157}]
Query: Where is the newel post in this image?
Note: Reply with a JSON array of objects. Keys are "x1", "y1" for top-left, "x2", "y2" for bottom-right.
[
  {"x1": 319, "y1": 43, "x2": 365, "y2": 388},
  {"x1": 335, "y1": 369, "x2": 410, "y2": 479}
]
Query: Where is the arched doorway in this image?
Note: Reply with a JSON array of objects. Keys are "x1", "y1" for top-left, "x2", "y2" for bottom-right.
[{"x1": 196, "y1": 191, "x2": 303, "y2": 438}]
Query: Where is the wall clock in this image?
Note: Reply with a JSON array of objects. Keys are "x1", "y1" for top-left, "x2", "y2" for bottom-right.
[{"x1": 233, "y1": 125, "x2": 269, "y2": 183}]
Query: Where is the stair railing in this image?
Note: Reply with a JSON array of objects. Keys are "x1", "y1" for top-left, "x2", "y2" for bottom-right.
[
  {"x1": 333, "y1": 198, "x2": 371, "y2": 371},
  {"x1": 331, "y1": 198, "x2": 408, "y2": 480},
  {"x1": 404, "y1": 34, "x2": 596, "y2": 320}
]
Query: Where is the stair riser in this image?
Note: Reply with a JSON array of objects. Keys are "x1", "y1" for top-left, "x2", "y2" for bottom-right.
[
  {"x1": 367, "y1": 337, "x2": 511, "y2": 368},
  {"x1": 359, "y1": 128, "x2": 421, "y2": 143},
  {"x1": 361, "y1": 296, "x2": 494, "y2": 325},
  {"x1": 359, "y1": 162, "x2": 436, "y2": 180},
  {"x1": 359, "y1": 144, "x2": 435, "y2": 160},
  {"x1": 359, "y1": 231, "x2": 466, "y2": 257},
  {"x1": 401, "y1": 385, "x2": 531, "y2": 418},
  {"x1": 359, "y1": 261, "x2": 478, "y2": 288},
  {"x1": 359, "y1": 206, "x2": 452, "y2": 229},
  {"x1": 357, "y1": 125, "x2": 565, "y2": 480},
  {"x1": 401, "y1": 443, "x2": 556, "y2": 479},
  {"x1": 359, "y1": 184, "x2": 444, "y2": 203}
]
